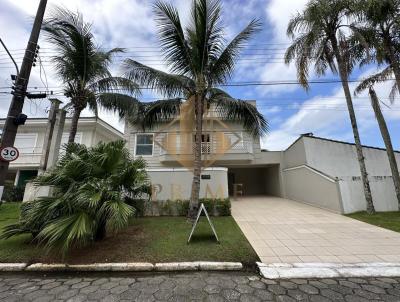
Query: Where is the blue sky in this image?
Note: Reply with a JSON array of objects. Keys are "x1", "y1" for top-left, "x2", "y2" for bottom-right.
[{"x1": 0, "y1": 0, "x2": 399, "y2": 151}]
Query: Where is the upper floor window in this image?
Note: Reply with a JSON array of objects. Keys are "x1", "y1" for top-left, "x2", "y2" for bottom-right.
[
  {"x1": 136, "y1": 134, "x2": 153, "y2": 156},
  {"x1": 193, "y1": 133, "x2": 210, "y2": 143},
  {"x1": 14, "y1": 133, "x2": 37, "y2": 154}
]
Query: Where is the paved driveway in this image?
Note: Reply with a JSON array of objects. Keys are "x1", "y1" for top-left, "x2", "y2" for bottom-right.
[{"x1": 232, "y1": 196, "x2": 400, "y2": 264}]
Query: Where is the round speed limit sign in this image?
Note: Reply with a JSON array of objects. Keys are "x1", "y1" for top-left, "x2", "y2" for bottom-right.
[{"x1": 0, "y1": 147, "x2": 19, "y2": 162}]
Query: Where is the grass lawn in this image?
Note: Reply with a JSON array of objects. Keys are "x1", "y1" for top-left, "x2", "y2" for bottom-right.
[
  {"x1": 0, "y1": 203, "x2": 259, "y2": 267},
  {"x1": 346, "y1": 211, "x2": 400, "y2": 233}
]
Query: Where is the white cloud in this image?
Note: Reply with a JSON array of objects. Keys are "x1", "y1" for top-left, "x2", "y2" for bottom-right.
[
  {"x1": 254, "y1": 0, "x2": 308, "y2": 95},
  {"x1": 265, "y1": 105, "x2": 281, "y2": 114},
  {"x1": 266, "y1": 0, "x2": 308, "y2": 43},
  {"x1": 262, "y1": 68, "x2": 400, "y2": 150}
]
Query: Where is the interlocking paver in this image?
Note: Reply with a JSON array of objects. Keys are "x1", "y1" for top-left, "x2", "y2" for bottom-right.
[
  {"x1": 221, "y1": 288, "x2": 240, "y2": 300},
  {"x1": 288, "y1": 289, "x2": 309, "y2": 300},
  {"x1": 236, "y1": 284, "x2": 254, "y2": 294},
  {"x1": 299, "y1": 284, "x2": 319, "y2": 295},
  {"x1": 280, "y1": 281, "x2": 298, "y2": 289},
  {"x1": 0, "y1": 272, "x2": 399, "y2": 301},
  {"x1": 361, "y1": 284, "x2": 387, "y2": 294},
  {"x1": 268, "y1": 284, "x2": 287, "y2": 295}
]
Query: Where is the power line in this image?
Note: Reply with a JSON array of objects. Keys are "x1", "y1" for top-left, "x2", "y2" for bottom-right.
[
  {"x1": 0, "y1": 78, "x2": 396, "y2": 91},
  {"x1": 0, "y1": 43, "x2": 293, "y2": 52}
]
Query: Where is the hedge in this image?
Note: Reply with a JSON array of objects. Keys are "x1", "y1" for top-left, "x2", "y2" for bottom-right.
[{"x1": 129, "y1": 198, "x2": 231, "y2": 217}]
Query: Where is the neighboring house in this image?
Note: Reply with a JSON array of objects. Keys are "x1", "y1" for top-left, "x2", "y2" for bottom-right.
[
  {"x1": 0, "y1": 117, "x2": 124, "y2": 190},
  {"x1": 125, "y1": 100, "x2": 399, "y2": 214}
]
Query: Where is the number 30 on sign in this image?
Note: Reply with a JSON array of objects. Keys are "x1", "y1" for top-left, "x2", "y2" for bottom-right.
[{"x1": 0, "y1": 147, "x2": 19, "y2": 162}]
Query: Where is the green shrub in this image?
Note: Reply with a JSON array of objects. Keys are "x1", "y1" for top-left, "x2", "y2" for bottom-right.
[
  {"x1": 127, "y1": 198, "x2": 147, "y2": 217},
  {"x1": 200, "y1": 198, "x2": 214, "y2": 215},
  {"x1": 159, "y1": 200, "x2": 172, "y2": 216},
  {"x1": 2, "y1": 185, "x2": 24, "y2": 202},
  {"x1": 0, "y1": 141, "x2": 151, "y2": 254},
  {"x1": 214, "y1": 198, "x2": 231, "y2": 216},
  {"x1": 200, "y1": 198, "x2": 231, "y2": 216},
  {"x1": 176, "y1": 200, "x2": 190, "y2": 216}
]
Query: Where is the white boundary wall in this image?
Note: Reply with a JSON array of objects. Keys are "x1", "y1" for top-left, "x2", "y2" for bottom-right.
[
  {"x1": 283, "y1": 165, "x2": 343, "y2": 213},
  {"x1": 148, "y1": 167, "x2": 228, "y2": 201},
  {"x1": 339, "y1": 176, "x2": 398, "y2": 213}
]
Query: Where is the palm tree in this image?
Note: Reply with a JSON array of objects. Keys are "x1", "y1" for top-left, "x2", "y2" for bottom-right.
[
  {"x1": 1, "y1": 140, "x2": 151, "y2": 254},
  {"x1": 124, "y1": 0, "x2": 268, "y2": 219},
  {"x1": 285, "y1": 0, "x2": 375, "y2": 214},
  {"x1": 355, "y1": 83, "x2": 400, "y2": 209},
  {"x1": 43, "y1": 7, "x2": 140, "y2": 143},
  {"x1": 353, "y1": 0, "x2": 400, "y2": 95}
]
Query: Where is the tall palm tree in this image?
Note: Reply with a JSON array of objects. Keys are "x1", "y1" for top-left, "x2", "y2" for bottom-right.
[
  {"x1": 353, "y1": 0, "x2": 400, "y2": 95},
  {"x1": 43, "y1": 7, "x2": 140, "y2": 143},
  {"x1": 355, "y1": 82, "x2": 400, "y2": 209},
  {"x1": 285, "y1": 0, "x2": 376, "y2": 214},
  {"x1": 124, "y1": 0, "x2": 268, "y2": 219}
]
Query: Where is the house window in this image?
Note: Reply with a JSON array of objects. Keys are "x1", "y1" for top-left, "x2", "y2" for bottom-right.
[
  {"x1": 193, "y1": 133, "x2": 211, "y2": 154},
  {"x1": 136, "y1": 134, "x2": 153, "y2": 156},
  {"x1": 193, "y1": 133, "x2": 210, "y2": 143},
  {"x1": 14, "y1": 134, "x2": 37, "y2": 153}
]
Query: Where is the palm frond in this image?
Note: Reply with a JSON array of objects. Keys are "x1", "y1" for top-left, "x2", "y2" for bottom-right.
[
  {"x1": 101, "y1": 199, "x2": 135, "y2": 233},
  {"x1": 209, "y1": 19, "x2": 261, "y2": 85},
  {"x1": 389, "y1": 82, "x2": 398, "y2": 104},
  {"x1": 123, "y1": 59, "x2": 194, "y2": 97},
  {"x1": 133, "y1": 98, "x2": 183, "y2": 130},
  {"x1": 96, "y1": 93, "x2": 140, "y2": 119},
  {"x1": 285, "y1": 32, "x2": 315, "y2": 89},
  {"x1": 355, "y1": 66, "x2": 393, "y2": 95},
  {"x1": 89, "y1": 77, "x2": 141, "y2": 96},
  {"x1": 186, "y1": 0, "x2": 224, "y2": 75},
  {"x1": 38, "y1": 212, "x2": 94, "y2": 255},
  {"x1": 153, "y1": 0, "x2": 193, "y2": 75},
  {"x1": 208, "y1": 89, "x2": 269, "y2": 137}
]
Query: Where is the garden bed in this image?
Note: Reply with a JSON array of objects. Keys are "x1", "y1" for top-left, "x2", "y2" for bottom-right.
[{"x1": 0, "y1": 203, "x2": 258, "y2": 267}]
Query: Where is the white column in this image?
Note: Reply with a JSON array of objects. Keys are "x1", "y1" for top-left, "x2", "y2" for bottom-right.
[{"x1": 13, "y1": 170, "x2": 20, "y2": 187}]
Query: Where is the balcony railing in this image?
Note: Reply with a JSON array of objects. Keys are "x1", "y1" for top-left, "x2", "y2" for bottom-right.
[{"x1": 157, "y1": 132, "x2": 253, "y2": 156}]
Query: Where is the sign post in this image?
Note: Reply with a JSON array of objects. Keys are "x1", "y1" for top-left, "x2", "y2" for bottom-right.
[
  {"x1": 0, "y1": 147, "x2": 19, "y2": 162},
  {"x1": 187, "y1": 203, "x2": 219, "y2": 243},
  {"x1": 0, "y1": 146, "x2": 19, "y2": 200}
]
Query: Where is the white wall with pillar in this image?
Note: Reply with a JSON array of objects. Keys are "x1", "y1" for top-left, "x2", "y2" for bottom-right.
[{"x1": 148, "y1": 167, "x2": 228, "y2": 201}]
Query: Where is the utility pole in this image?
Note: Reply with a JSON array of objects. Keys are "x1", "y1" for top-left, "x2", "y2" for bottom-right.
[{"x1": 0, "y1": 0, "x2": 48, "y2": 200}]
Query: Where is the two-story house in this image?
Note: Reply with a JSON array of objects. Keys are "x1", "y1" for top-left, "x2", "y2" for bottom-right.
[
  {"x1": 125, "y1": 100, "x2": 400, "y2": 214},
  {"x1": 0, "y1": 117, "x2": 124, "y2": 191}
]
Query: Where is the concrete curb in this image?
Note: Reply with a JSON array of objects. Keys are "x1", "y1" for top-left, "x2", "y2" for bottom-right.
[
  {"x1": 0, "y1": 262, "x2": 242, "y2": 273},
  {"x1": 257, "y1": 262, "x2": 400, "y2": 279},
  {"x1": 155, "y1": 262, "x2": 198, "y2": 271},
  {"x1": 0, "y1": 263, "x2": 28, "y2": 272}
]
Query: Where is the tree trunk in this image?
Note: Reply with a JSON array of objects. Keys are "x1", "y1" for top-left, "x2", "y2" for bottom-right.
[
  {"x1": 332, "y1": 38, "x2": 375, "y2": 214},
  {"x1": 369, "y1": 88, "x2": 400, "y2": 209},
  {"x1": 188, "y1": 94, "x2": 203, "y2": 220},
  {"x1": 68, "y1": 107, "x2": 82, "y2": 143},
  {"x1": 384, "y1": 36, "x2": 400, "y2": 95}
]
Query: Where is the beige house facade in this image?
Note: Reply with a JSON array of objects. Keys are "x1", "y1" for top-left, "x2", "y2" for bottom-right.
[{"x1": 126, "y1": 101, "x2": 400, "y2": 214}]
